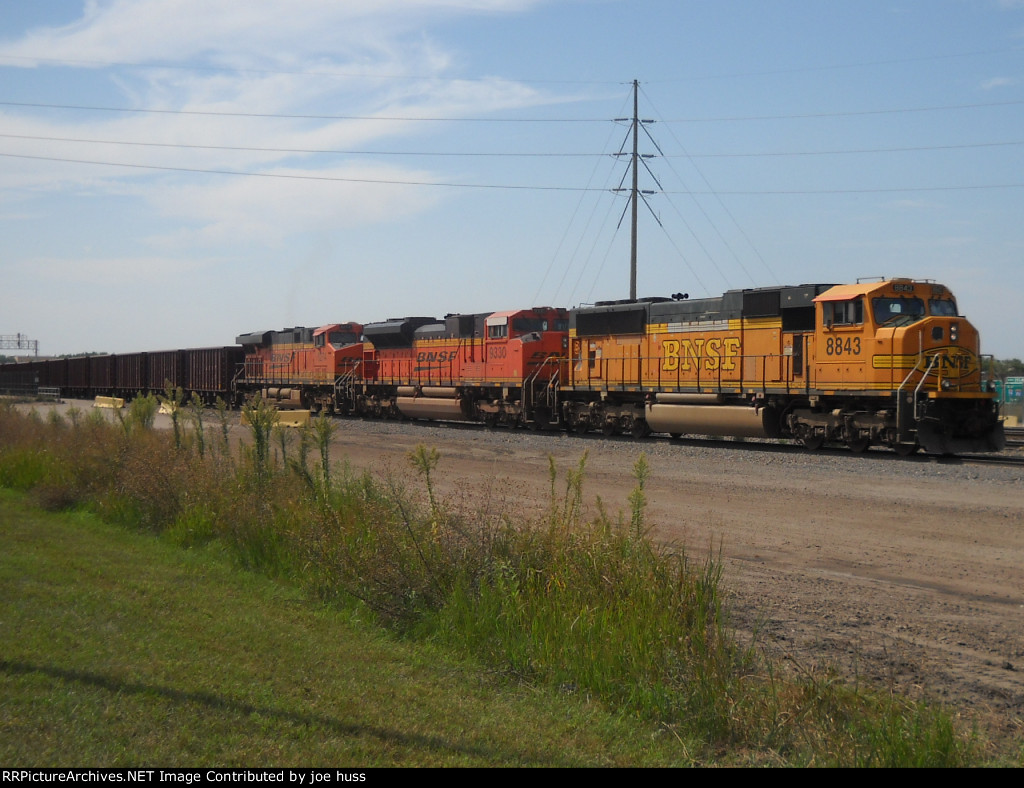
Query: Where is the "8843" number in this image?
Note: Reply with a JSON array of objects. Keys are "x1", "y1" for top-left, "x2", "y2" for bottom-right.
[{"x1": 825, "y1": 336, "x2": 861, "y2": 356}]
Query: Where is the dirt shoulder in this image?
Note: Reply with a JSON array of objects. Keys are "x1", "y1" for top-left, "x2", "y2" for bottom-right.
[{"x1": 323, "y1": 417, "x2": 1024, "y2": 724}]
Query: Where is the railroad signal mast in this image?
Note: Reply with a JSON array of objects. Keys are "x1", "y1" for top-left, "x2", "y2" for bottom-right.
[
  {"x1": 0, "y1": 333, "x2": 38, "y2": 356},
  {"x1": 613, "y1": 79, "x2": 661, "y2": 301}
]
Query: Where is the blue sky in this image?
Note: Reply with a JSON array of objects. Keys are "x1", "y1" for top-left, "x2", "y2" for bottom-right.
[{"x1": 2, "y1": 0, "x2": 1022, "y2": 358}]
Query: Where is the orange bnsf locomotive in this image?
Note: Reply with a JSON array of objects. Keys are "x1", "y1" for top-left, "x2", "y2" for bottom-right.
[
  {"x1": 235, "y1": 322, "x2": 365, "y2": 411},
  {"x1": 561, "y1": 278, "x2": 1003, "y2": 454}
]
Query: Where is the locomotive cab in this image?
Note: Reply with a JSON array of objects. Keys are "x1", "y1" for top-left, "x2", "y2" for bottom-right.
[
  {"x1": 483, "y1": 307, "x2": 568, "y2": 384},
  {"x1": 236, "y1": 321, "x2": 365, "y2": 412},
  {"x1": 810, "y1": 279, "x2": 1003, "y2": 453}
]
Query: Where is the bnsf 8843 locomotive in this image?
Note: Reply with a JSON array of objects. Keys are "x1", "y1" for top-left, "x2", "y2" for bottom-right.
[
  {"x1": 561, "y1": 278, "x2": 1002, "y2": 455},
  {"x1": 0, "y1": 278, "x2": 1005, "y2": 455}
]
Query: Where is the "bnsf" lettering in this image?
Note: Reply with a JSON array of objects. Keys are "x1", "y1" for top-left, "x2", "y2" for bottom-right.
[
  {"x1": 416, "y1": 350, "x2": 458, "y2": 364},
  {"x1": 923, "y1": 348, "x2": 977, "y2": 378},
  {"x1": 662, "y1": 337, "x2": 741, "y2": 372}
]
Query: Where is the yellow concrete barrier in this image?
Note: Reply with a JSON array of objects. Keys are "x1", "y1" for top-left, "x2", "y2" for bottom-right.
[
  {"x1": 93, "y1": 396, "x2": 125, "y2": 409},
  {"x1": 276, "y1": 410, "x2": 311, "y2": 428},
  {"x1": 239, "y1": 409, "x2": 311, "y2": 428}
]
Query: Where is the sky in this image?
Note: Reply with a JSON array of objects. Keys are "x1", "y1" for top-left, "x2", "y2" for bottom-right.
[{"x1": 1, "y1": 0, "x2": 1023, "y2": 359}]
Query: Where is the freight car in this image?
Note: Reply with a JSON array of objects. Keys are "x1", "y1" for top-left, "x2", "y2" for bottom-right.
[{"x1": 0, "y1": 348, "x2": 243, "y2": 403}]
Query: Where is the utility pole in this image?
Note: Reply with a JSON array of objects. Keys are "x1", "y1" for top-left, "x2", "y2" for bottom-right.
[
  {"x1": 614, "y1": 80, "x2": 658, "y2": 301},
  {"x1": 629, "y1": 79, "x2": 639, "y2": 301}
]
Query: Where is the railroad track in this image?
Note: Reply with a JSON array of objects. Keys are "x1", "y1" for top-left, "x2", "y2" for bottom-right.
[{"x1": 950, "y1": 453, "x2": 1024, "y2": 469}]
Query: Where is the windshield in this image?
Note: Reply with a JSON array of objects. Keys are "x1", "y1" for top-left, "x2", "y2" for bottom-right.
[
  {"x1": 873, "y1": 297, "x2": 926, "y2": 327},
  {"x1": 328, "y1": 331, "x2": 359, "y2": 347},
  {"x1": 929, "y1": 298, "x2": 958, "y2": 316}
]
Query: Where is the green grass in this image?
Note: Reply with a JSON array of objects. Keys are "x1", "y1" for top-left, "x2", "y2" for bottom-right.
[{"x1": 0, "y1": 490, "x2": 692, "y2": 767}]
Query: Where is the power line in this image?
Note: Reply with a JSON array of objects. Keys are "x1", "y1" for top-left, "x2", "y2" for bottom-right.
[
  {"x1": 3, "y1": 151, "x2": 1022, "y2": 194},
  {"x1": 3, "y1": 96, "x2": 1023, "y2": 123},
  {"x1": 2, "y1": 132, "x2": 1021, "y2": 163},
  {"x1": 659, "y1": 99, "x2": 1024, "y2": 123},
  {"x1": 674, "y1": 140, "x2": 1024, "y2": 158},
  {"x1": 2, "y1": 44, "x2": 1018, "y2": 83},
  {"x1": 0, "y1": 132, "x2": 604, "y2": 158},
  {"x1": 0, "y1": 52, "x2": 623, "y2": 85},
  {"x1": 0, "y1": 151, "x2": 600, "y2": 191},
  {"x1": 0, "y1": 100, "x2": 606, "y2": 122}
]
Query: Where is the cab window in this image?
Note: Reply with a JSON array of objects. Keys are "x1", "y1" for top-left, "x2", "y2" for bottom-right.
[
  {"x1": 824, "y1": 298, "x2": 863, "y2": 327},
  {"x1": 328, "y1": 331, "x2": 359, "y2": 347},
  {"x1": 512, "y1": 318, "x2": 547, "y2": 333},
  {"x1": 873, "y1": 297, "x2": 925, "y2": 326},
  {"x1": 487, "y1": 324, "x2": 508, "y2": 339},
  {"x1": 929, "y1": 299, "x2": 958, "y2": 317}
]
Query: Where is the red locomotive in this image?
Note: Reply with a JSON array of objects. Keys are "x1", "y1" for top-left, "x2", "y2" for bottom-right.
[{"x1": 354, "y1": 307, "x2": 568, "y2": 426}]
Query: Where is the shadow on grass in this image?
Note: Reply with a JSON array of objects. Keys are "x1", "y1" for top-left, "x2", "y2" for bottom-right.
[{"x1": 0, "y1": 658, "x2": 574, "y2": 767}]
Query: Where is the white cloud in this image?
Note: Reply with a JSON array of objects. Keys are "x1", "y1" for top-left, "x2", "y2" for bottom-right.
[
  {"x1": 0, "y1": 1, "x2": 546, "y2": 66},
  {"x1": 0, "y1": 0, "x2": 570, "y2": 245},
  {"x1": 980, "y1": 76, "x2": 1016, "y2": 90},
  {"x1": 141, "y1": 163, "x2": 444, "y2": 247}
]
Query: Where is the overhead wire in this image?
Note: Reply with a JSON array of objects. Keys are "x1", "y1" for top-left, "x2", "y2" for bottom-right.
[
  {"x1": 641, "y1": 83, "x2": 777, "y2": 288},
  {"x1": 2, "y1": 96, "x2": 1023, "y2": 122},
  {"x1": 531, "y1": 90, "x2": 631, "y2": 306},
  {"x1": 2, "y1": 150, "x2": 1022, "y2": 194}
]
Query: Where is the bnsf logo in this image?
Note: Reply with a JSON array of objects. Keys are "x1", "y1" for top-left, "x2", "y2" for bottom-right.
[
  {"x1": 918, "y1": 346, "x2": 977, "y2": 378},
  {"x1": 662, "y1": 337, "x2": 741, "y2": 372},
  {"x1": 416, "y1": 350, "x2": 458, "y2": 363}
]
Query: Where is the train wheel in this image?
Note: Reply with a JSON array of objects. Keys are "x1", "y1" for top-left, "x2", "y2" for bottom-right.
[
  {"x1": 802, "y1": 434, "x2": 825, "y2": 451},
  {"x1": 847, "y1": 436, "x2": 870, "y2": 453},
  {"x1": 894, "y1": 442, "x2": 919, "y2": 457},
  {"x1": 631, "y1": 420, "x2": 651, "y2": 439},
  {"x1": 602, "y1": 421, "x2": 617, "y2": 436}
]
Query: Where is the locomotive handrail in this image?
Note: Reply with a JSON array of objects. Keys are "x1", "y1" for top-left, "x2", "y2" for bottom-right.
[
  {"x1": 523, "y1": 353, "x2": 562, "y2": 417},
  {"x1": 913, "y1": 352, "x2": 941, "y2": 404},
  {"x1": 895, "y1": 351, "x2": 940, "y2": 443}
]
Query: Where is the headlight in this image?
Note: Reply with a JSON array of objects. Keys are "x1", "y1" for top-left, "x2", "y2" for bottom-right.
[{"x1": 950, "y1": 323, "x2": 959, "y2": 342}]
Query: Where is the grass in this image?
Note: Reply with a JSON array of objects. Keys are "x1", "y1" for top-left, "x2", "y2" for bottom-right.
[
  {"x1": 0, "y1": 490, "x2": 689, "y2": 766},
  {"x1": 0, "y1": 397, "x2": 1017, "y2": 766}
]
